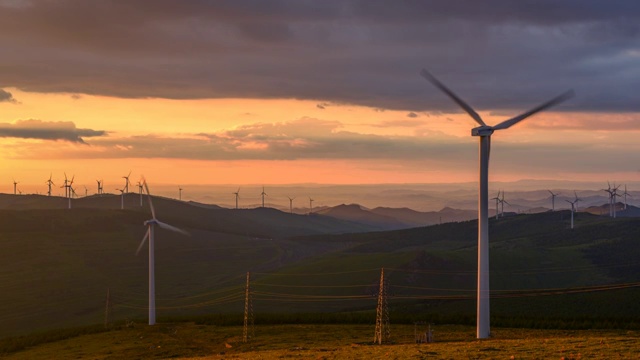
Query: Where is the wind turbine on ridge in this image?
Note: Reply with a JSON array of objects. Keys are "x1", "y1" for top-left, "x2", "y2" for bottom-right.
[
  {"x1": 137, "y1": 181, "x2": 144, "y2": 206},
  {"x1": 421, "y1": 68, "x2": 573, "y2": 339},
  {"x1": 566, "y1": 191, "x2": 581, "y2": 230},
  {"x1": 12, "y1": 179, "x2": 18, "y2": 195},
  {"x1": 116, "y1": 188, "x2": 124, "y2": 209},
  {"x1": 499, "y1": 191, "x2": 509, "y2": 218},
  {"x1": 66, "y1": 175, "x2": 75, "y2": 209},
  {"x1": 602, "y1": 182, "x2": 615, "y2": 217},
  {"x1": 46, "y1": 174, "x2": 55, "y2": 196},
  {"x1": 178, "y1": 186, "x2": 183, "y2": 201},
  {"x1": 622, "y1": 185, "x2": 632, "y2": 210},
  {"x1": 611, "y1": 183, "x2": 621, "y2": 218},
  {"x1": 491, "y1": 191, "x2": 501, "y2": 220},
  {"x1": 287, "y1": 196, "x2": 295, "y2": 214},
  {"x1": 548, "y1": 190, "x2": 560, "y2": 211},
  {"x1": 233, "y1": 188, "x2": 240, "y2": 209},
  {"x1": 135, "y1": 177, "x2": 189, "y2": 325},
  {"x1": 122, "y1": 171, "x2": 132, "y2": 193},
  {"x1": 96, "y1": 179, "x2": 104, "y2": 195},
  {"x1": 261, "y1": 186, "x2": 267, "y2": 208},
  {"x1": 309, "y1": 197, "x2": 314, "y2": 215}
]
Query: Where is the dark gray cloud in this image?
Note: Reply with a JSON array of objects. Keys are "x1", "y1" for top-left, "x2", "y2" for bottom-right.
[
  {"x1": 407, "y1": 112, "x2": 418, "y2": 118},
  {"x1": 0, "y1": 1, "x2": 639, "y2": 111},
  {"x1": 0, "y1": 89, "x2": 17, "y2": 103},
  {"x1": 0, "y1": 120, "x2": 107, "y2": 143}
]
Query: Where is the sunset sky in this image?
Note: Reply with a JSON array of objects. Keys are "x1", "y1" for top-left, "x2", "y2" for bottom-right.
[{"x1": 1, "y1": 0, "x2": 639, "y2": 195}]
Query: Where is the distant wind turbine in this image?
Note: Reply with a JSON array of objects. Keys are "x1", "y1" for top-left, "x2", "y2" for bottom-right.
[
  {"x1": 12, "y1": 179, "x2": 18, "y2": 195},
  {"x1": 137, "y1": 181, "x2": 144, "y2": 206},
  {"x1": 179, "y1": 186, "x2": 183, "y2": 201},
  {"x1": 611, "y1": 183, "x2": 621, "y2": 218},
  {"x1": 309, "y1": 197, "x2": 314, "y2": 214},
  {"x1": 548, "y1": 190, "x2": 560, "y2": 211},
  {"x1": 122, "y1": 171, "x2": 132, "y2": 193},
  {"x1": 116, "y1": 188, "x2": 124, "y2": 209},
  {"x1": 602, "y1": 182, "x2": 614, "y2": 217},
  {"x1": 96, "y1": 179, "x2": 104, "y2": 195},
  {"x1": 261, "y1": 186, "x2": 267, "y2": 208},
  {"x1": 46, "y1": 174, "x2": 55, "y2": 196},
  {"x1": 499, "y1": 191, "x2": 509, "y2": 217},
  {"x1": 566, "y1": 191, "x2": 581, "y2": 230},
  {"x1": 622, "y1": 185, "x2": 632, "y2": 210},
  {"x1": 135, "y1": 178, "x2": 189, "y2": 325},
  {"x1": 491, "y1": 191, "x2": 501, "y2": 220},
  {"x1": 421, "y1": 68, "x2": 573, "y2": 339},
  {"x1": 287, "y1": 196, "x2": 295, "y2": 214},
  {"x1": 233, "y1": 188, "x2": 240, "y2": 209}
]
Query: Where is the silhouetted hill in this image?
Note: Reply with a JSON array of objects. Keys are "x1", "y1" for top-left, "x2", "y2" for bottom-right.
[{"x1": 315, "y1": 203, "x2": 409, "y2": 230}]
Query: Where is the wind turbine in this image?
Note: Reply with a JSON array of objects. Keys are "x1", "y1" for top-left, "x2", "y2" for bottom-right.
[
  {"x1": 66, "y1": 175, "x2": 75, "y2": 209},
  {"x1": 233, "y1": 188, "x2": 240, "y2": 209},
  {"x1": 122, "y1": 171, "x2": 132, "y2": 193},
  {"x1": 548, "y1": 190, "x2": 560, "y2": 211},
  {"x1": 96, "y1": 179, "x2": 104, "y2": 195},
  {"x1": 499, "y1": 191, "x2": 509, "y2": 218},
  {"x1": 622, "y1": 185, "x2": 632, "y2": 210},
  {"x1": 611, "y1": 183, "x2": 621, "y2": 218},
  {"x1": 137, "y1": 181, "x2": 144, "y2": 206},
  {"x1": 46, "y1": 174, "x2": 55, "y2": 196},
  {"x1": 491, "y1": 191, "x2": 501, "y2": 220},
  {"x1": 61, "y1": 173, "x2": 69, "y2": 198},
  {"x1": 287, "y1": 196, "x2": 295, "y2": 214},
  {"x1": 84, "y1": 186, "x2": 88, "y2": 197},
  {"x1": 12, "y1": 179, "x2": 18, "y2": 195},
  {"x1": 309, "y1": 197, "x2": 314, "y2": 214},
  {"x1": 566, "y1": 191, "x2": 581, "y2": 229},
  {"x1": 261, "y1": 186, "x2": 267, "y2": 208},
  {"x1": 602, "y1": 182, "x2": 614, "y2": 217},
  {"x1": 178, "y1": 186, "x2": 183, "y2": 201},
  {"x1": 135, "y1": 178, "x2": 189, "y2": 325},
  {"x1": 421, "y1": 69, "x2": 573, "y2": 339},
  {"x1": 116, "y1": 188, "x2": 124, "y2": 209}
]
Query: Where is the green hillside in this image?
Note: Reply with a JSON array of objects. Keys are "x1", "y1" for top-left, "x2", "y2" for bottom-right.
[{"x1": 1, "y1": 204, "x2": 640, "y2": 338}]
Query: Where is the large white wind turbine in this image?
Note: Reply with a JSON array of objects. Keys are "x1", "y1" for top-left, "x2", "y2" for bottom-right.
[
  {"x1": 135, "y1": 178, "x2": 189, "y2": 325},
  {"x1": 421, "y1": 69, "x2": 573, "y2": 339},
  {"x1": 499, "y1": 191, "x2": 509, "y2": 218},
  {"x1": 116, "y1": 188, "x2": 124, "y2": 209},
  {"x1": 137, "y1": 181, "x2": 143, "y2": 206},
  {"x1": 548, "y1": 190, "x2": 560, "y2": 211},
  {"x1": 46, "y1": 174, "x2": 55, "y2": 196}
]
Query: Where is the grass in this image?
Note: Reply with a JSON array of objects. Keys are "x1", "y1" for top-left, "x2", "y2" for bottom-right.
[{"x1": 3, "y1": 322, "x2": 640, "y2": 359}]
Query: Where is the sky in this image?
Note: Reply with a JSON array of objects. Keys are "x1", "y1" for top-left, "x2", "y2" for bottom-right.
[{"x1": 1, "y1": 0, "x2": 639, "y2": 197}]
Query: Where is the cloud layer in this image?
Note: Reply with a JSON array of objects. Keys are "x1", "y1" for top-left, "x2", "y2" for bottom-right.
[
  {"x1": 0, "y1": 1, "x2": 638, "y2": 112},
  {"x1": 0, "y1": 120, "x2": 107, "y2": 143}
]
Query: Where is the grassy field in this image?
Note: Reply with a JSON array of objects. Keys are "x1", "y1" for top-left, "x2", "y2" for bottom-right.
[{"x1": 3, "y1": 322, "x2": 640, "y2": 359}]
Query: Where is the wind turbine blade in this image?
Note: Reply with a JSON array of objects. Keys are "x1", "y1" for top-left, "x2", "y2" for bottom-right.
[
  {"x1": 492, "y1": 90, "x2": 575, "y2": 130},
  {"x1": 157, "y1": 221, "x2": 189, "y2": 236},
  {"x1": 136, "y1": 228, "x2": 150, "y2": 256},
  {"x1": 420, "y1": 69, "x2": 485, "y2": 126},
  {"x1": 142, "y1": 178, "x2": 157, "y2": 220}
]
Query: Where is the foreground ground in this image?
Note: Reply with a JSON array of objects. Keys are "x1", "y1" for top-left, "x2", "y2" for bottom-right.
[{"x1": 3, "y1": 323, "x2": 640, "y2": 359}]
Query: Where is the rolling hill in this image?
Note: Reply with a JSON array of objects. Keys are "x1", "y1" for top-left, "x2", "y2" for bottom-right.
[{"x1": 1, "y1": 193, "x2": 640, "y2": 339}]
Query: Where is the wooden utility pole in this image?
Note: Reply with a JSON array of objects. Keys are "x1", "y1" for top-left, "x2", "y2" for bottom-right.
[
  {"x1": 243, "y1": 272, "x2": 254, "y2": 343},
  {"x1": 374, "y1": 268, "x2": 390, "y2": 344}
]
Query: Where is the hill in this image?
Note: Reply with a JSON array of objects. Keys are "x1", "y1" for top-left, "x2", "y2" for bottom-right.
[{"x1": 1, "y1": 199, "x2": 640, "y2": 338}]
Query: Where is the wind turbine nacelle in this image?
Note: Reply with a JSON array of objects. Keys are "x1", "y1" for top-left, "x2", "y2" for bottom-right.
[
  {"x1": 144, "y1": 219, "x2": 159, "y2": 226},
  {"x1": 472, "y1": 126, "x2": 494, "y2": 137}
]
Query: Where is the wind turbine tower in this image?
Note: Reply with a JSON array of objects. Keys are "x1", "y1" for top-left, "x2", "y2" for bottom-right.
[
  {"x1": 622, "y1": 185, "x2": 632, "y2": 210},
  {"x1": 122, "y1": 171, "x2": 131, "y2": 193},
  {"x1": 287, "y1": 196, "x2": 295, "y2": 214},
  {"x1": 135, "y1": 178, "x2": 189, "y2": 325},
  {"x1": 116, "y1": 188, "x2": 124, "y2": 209},
  {"x1": 233, "y1": 188, "x2": 240, "y2": 209},
  {"x1": 309, "y1": 197, "x2": 314, "y2": 214},
  {"x1": 499, "y1": 191, "x2": 509, "y2": 218},
  {"x1": 137, "y1": 181, "x2": 144, "y2": 206},
  {"x1": 421, "y1": 69, "x2": 573, "y2": 339},
  {"x1": 97, "y1": 180, "x2": 104, "y2": 195},
  {"x1": 261, "y1": 186, "x2": 267, "y2": 208},
  {"x1": 566, "y1": 191, "x2": 581, "y2": 229},
  {"x1": 612, "y1": 183, "x2": 621, "y2": 218},
  {"x1": 548, "y1": 190, "x2": 560, "y2": 211},
  {"x1": 12, "y1": 179, "x2": 18, "y2": 195},
  {"x1": 46, "y1": 174, "x2": 55, "y2": 196},
  {"x1": 179, "y1": 186, "x2": 183, "y2": 201},
  {"x1": 491, "y1": 191, "x2": 500, "y2": 220}
]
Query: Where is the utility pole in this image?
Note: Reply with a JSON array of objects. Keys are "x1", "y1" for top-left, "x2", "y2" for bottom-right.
[
  {"x1": 373, "y1": 268, "x2": 390, "y2": 344},
  {"x1": 243, "y1": 272, "x2": 254, "y2": 343},
  {"x1": 104, "y1": 288, "x2": 113, "y2": 329}
]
